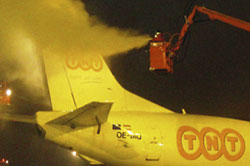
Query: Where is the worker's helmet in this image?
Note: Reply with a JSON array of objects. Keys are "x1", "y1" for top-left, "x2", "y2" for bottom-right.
[{"x1": 152, "y1": 32, "x2": 164, "y2": 42}]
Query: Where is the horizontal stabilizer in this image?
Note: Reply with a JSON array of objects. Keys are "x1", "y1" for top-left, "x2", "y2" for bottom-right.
[
  {"x1": 78, "y1": 153, "x2": 104, "y2": 165},
  {"x1": 47, "y1": 102, "x2": 113, "y2": 128}
]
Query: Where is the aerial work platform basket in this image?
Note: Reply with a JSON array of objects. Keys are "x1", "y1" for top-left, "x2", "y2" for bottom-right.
[{"x1": 149, "y1": 32, "x2": 173, "y2": 73}]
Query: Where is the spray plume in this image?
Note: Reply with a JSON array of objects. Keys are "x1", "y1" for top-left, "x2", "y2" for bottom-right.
[{"x1": 0, "y1": 0, "x2": 150, "y2": 105}]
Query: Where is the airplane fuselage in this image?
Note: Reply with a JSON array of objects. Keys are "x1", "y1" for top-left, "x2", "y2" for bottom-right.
[{"x1": 40, "y1": 111, "x2": 250, "y2": 166}]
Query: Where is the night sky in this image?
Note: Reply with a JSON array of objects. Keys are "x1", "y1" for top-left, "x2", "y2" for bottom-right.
[
  {"x1": 83, "y1": 0, "x2": 250, "y2": 120},
  {"x1": 0, "y1": 0, "x2": 249, "y2": 165}
]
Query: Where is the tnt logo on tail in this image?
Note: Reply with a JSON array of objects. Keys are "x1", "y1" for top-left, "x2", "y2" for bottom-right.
[
  {"x1": 177, "y1": 126, "x2": 245, "y2": 161},
  {"x1": 65, "y1": 56, "x2": 103, "y2": 72}
]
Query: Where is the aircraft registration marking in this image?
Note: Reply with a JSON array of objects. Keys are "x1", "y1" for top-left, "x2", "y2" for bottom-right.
[
  {"x1": 65, "y1": 56, "x2": 103, "y2": 72},
  {"x1": 177, "y1": 126, "x2": 245, "y2": 161},
  {"x1": 116, "y1": 132, "x2": 142, "y2": 140},
  {"x1": 112, "y1": 124, "x2": 142, "y2": 140}
]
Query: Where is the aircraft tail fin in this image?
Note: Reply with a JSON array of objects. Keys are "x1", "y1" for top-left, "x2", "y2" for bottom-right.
[
  {"x1": 43, "y1": 51, "x2": 173, "y2": 113},
  {"x1": 43, "y1": 52, "x2": 123, "y2": 111}
]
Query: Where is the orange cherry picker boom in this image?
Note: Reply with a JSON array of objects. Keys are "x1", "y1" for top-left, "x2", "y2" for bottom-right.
[{"x1": 149, "y1": 5, "x2": 250, "y2": 73}]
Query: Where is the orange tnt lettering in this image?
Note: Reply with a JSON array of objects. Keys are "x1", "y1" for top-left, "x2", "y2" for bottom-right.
[
  {"x1": 184, "y1": 135, "x2": 196, "y2": 150},
  {"x1": 177, "y1": 126, "x2": 245, "y2": 161},
  {"x1": 227, "y1": 136, "x2": 238, "y2": 152},
  {"x1": 177, "y1": 126, "x2": 202, "y2": 160},
  {"x1": 222, "y1": 129, "x2": 245, "y2": 161},
  {"x1": 206, "y1": 135, "x2": 219, "y2": 151},
  {"x1": 201, "y1": 127, "x2": 223, "y2": 160}
]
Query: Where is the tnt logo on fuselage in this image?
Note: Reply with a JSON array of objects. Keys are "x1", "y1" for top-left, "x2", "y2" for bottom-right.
[{"x1": 177, "y1": 126, "x2": 245, "y2": 161}]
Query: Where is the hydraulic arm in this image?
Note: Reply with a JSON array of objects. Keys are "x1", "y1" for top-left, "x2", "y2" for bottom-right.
[{"x1": 149, "y1": 5, "x2": 250, "y2": 73}]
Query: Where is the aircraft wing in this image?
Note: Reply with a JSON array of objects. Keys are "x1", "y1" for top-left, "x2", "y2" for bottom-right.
[{"x1": 0, "y1": 113, "x2": 36, "y2": 124}]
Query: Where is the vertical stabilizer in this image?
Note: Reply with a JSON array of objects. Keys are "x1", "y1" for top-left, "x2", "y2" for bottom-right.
[
  {"x1": 43, "y1": 51, "x2": 125, "y2": 111},
  {"x1": 43, "y1": 50, "x2": 173, "y2": 113},
  {"x1": 43, "y1": 52, "x2": 76, "y2": 111}
]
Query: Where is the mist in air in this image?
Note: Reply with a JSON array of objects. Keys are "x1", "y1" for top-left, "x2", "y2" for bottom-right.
[{"x1": 0, "y1": 0, "x2": 149, "y2": 107}]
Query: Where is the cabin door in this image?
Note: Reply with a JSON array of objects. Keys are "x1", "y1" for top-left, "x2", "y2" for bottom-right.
[{"x1": 146, "y1": 127, "x2": 162, "y2": 161}]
